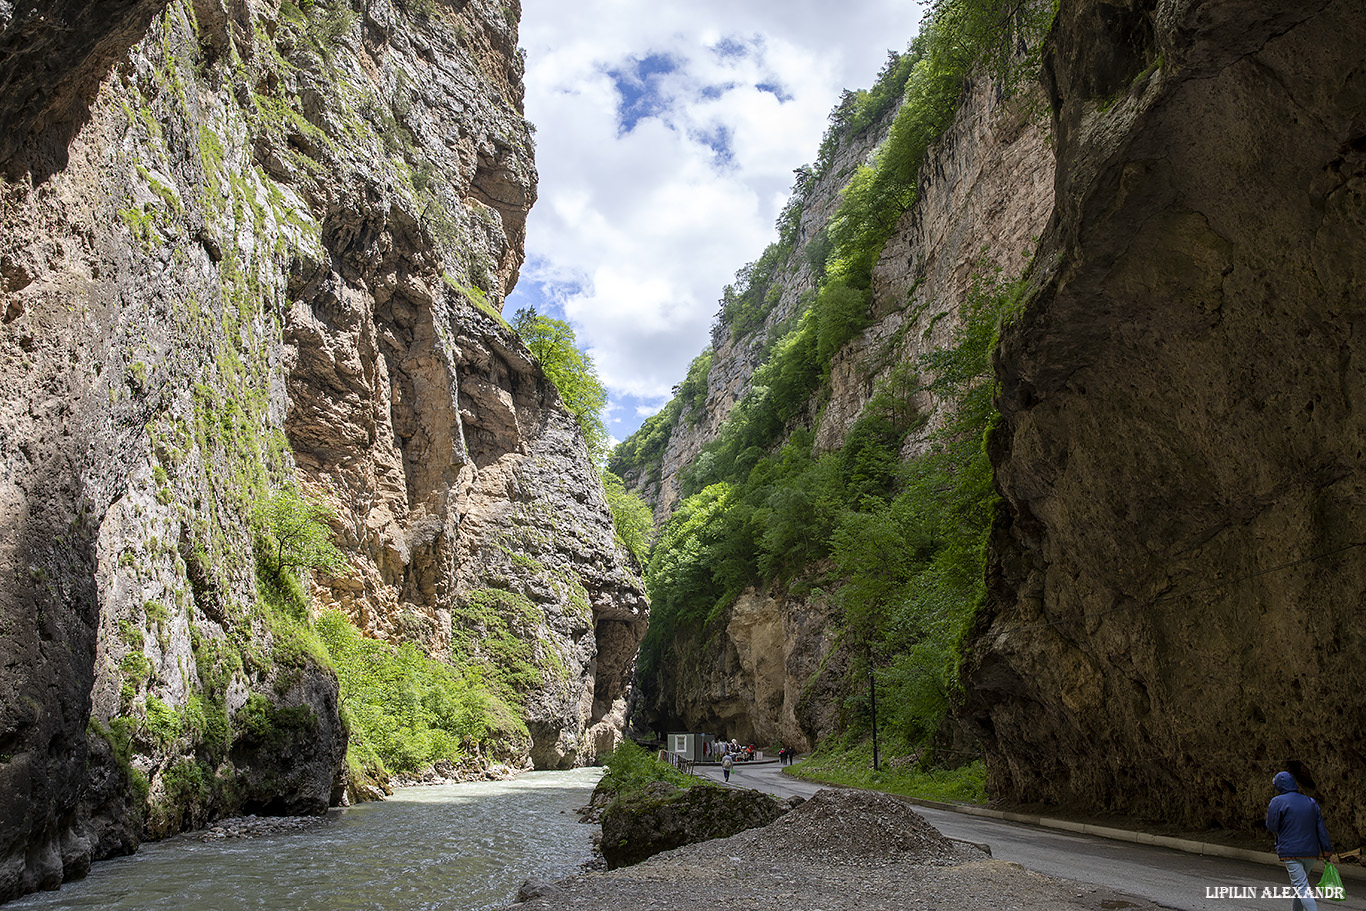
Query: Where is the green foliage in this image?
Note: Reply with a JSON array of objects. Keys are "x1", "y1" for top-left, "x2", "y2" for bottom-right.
[
  {"x1": 845, "y1": 51, "x2": 920, "y2": 135},
  {"x1": 144, "y1": 696, "x2": 183, "y2": 748},
  {"x1": 786, "y1": 740, "x2": 987, "y2": 803},
  {"x1": 607, "y1": 349, "x2": 713, "y2": 491},
  {"x1": 601, "y1": 470, "x2": 654, "y2": 566},
  {"x1": 88, "y1": 718, "x2": 151, "y2": 810},
  {"x1": 675, "y1": 349, "x2": 713, "y2": 424},
  {"x1": 830, "y1": 271, "x2": 1024, "y2": 747},
  {"x1": 815, "y1": 280, "x2": 870, "y2": 364},
  {"x1": 251, "y1": 487, "x2": 349, "y2": 580},
  {"x1": 596, "y1": 740, "x2": 704, "y2": 804},
  {"x1": 316, "y1": 610, "x2": 528, "y2": 773},
  {"x1": 638, "y1": 483, "x2": 734, "y2": 678},
  {"x1": 821, "y1": 0, "x2": 1052, "y2": 295},
  {"x1": 300, "y1": 0, "x2": 358, "y2": 47},
  {"x1": 512, "y1": 307, "x2": 609, "y2": 464},
  {"x1": 716, "y1": 241, "x2": 791, "y2": 342},
  {"x1": 608, "y1": 407, "x2": 674, "y2": 490},
  {"x1": 452, "y1": 588, "x2": 546, "y2": 701},
  {"x1": 233, "y1": 693, "x2": 318, "y2": 752},
  {"x1": 644, "y1": 268, "x2": 1023, "y2": 753}
]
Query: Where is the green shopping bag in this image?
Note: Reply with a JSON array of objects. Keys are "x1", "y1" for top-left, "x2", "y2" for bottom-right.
[{"x1": 1318, "y1": 861, "x2": 1346, "y2": 902}]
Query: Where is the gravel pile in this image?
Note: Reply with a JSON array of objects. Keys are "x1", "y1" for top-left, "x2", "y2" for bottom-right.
[
  {"x1": 508, "y1": 789, "x2": 1163, "y2": 911},
  {"x1": 725, "y1": 789, "x2": 966, "y2": 866}
]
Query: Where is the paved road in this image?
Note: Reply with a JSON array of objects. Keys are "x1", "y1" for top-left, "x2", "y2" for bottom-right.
[{"x1": 693, "y1": 762, "x2": 1365, "y2": 911}]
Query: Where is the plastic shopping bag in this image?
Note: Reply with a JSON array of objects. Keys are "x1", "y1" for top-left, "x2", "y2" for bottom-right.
[{"x1": 1318, "y1": 862, "x2": 1346, "y2": 902}]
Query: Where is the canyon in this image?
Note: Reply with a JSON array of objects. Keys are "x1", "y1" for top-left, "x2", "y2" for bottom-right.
[
  {"x1": 0, "y1": 0, "x2": 643, "y2": 901},
  {"x1": 2, "y1": 0, "x2": 1364, "y2": 905},
  {"x1": 626, "y1": 0, "x2": 1366, "y2": 853}
]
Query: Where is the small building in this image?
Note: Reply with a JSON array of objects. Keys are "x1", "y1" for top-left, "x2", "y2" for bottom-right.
[{"x1": 666, "y1": 731, "x2": 714, "y2": 762}]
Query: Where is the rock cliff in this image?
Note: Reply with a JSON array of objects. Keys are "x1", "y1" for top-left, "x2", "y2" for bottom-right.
[
  {"x1": 624, "y1": 106, "x2": 898, "y2": 526},
  {"x1": 962, "y1": 0, "x2": 1366, "y2": 843},
  {"x1": 639, "y1": 65, "x2": 1055, "y2": 751},
  {"x1": 0, "y1": 0, "x2": 644, "y2": 901}
]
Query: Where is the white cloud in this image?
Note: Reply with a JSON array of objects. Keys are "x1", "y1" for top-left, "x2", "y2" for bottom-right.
[{"x1": 509, "y1": 1, "x2": 927, "y2": 437}]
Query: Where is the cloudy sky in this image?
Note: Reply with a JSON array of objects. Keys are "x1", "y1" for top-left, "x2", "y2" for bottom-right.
[{"x1": 505, "y1": 1, "x2": 928, "y2": 444}]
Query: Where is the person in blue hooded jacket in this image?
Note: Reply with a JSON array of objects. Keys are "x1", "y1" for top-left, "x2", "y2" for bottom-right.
[{"x1": 1266, "y1": 771, "x2": 1336, "y2": 910}]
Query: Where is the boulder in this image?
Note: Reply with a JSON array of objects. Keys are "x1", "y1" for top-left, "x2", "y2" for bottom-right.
[{"x1": 599, "y1": 782, "x2": 791, "y2": 869}]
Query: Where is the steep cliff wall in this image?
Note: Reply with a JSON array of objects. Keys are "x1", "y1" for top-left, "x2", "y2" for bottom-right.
[
  {"x1": 641, "y1": 63, "x2": 1055, "y2": 751},
  {"x1": 635, "y1": 115, "x2": 898, "y2": 525},
  {"x1": 0, "y1": 0, "x2": 644, "y2": 900},
  {"x1": 963, "y1": 0, "x2": 1366, "y2": 842}
]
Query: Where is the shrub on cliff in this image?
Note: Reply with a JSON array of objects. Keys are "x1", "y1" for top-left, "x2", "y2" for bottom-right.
[
  {"x1": 601, "y1": 470, "x2": 654, "y2": 566},
  {"x1": 595, "y1": 740, "x2": 697, "y2": 802},
  {"x1": 316, "y1": 611, "x2": 529, "y2": 775},
  {"x1": 251, "y1": 487, "x2": 349, "y2": 584}
]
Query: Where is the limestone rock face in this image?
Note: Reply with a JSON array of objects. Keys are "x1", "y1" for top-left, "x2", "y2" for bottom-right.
[
  {"x1": 962, "y1": 0, "x2": 1366, "y2": 843},
  {"x1": 820, "y1": 72, "x2": 1053, "y2": 460},
  {"x1": 626, "y1": 113, "x2": 896, "y2": 526},
  {"x1": 649, "y1": 588, "x2": 845, "y2": 752},
  {"x1": 0, "y1": 0, "x2": 642, "y2": 901},
  {"x1": 642, "y1": 71, "x2": 1054, "y2": 751}
]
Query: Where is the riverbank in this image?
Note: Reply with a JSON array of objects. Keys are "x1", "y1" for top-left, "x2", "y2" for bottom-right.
[
  {"x1": 7, "y1": 771, "x2": 603, "y2": 911},
  {"x1": 509, "y1": 788, "x2": 1163, "y2": 911}
]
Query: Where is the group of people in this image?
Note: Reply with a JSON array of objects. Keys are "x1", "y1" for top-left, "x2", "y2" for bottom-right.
[
  {"x1": 709, "y1": 740, "x2": 751, "y2": 782},
  {"x1": 706, "y1": 739, "x2": 752, "y2": 765},
  {"x1": 702, "y1": 738, "x2": 804, "y2": 781}
]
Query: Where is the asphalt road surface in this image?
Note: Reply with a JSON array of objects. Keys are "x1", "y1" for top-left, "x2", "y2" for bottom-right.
[{"x1": 694, "y1": 761, "x2": 1364, "y2": 911}]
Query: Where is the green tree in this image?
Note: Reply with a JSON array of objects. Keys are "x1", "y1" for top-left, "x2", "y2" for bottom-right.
[
  {"x1": 601, "y1": 470, "x2": 654, "y2": 566},
  {"x1": 512, "y1": 307, "x2": 609, "y2": 463},
  {"x1": 251, "y1": 487, "x2": 349, "y2": 579}
]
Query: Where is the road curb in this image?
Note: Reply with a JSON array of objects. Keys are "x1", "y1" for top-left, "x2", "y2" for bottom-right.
[{"x1": 899, "y1": 795, "x2": 1366, "y2": 881}]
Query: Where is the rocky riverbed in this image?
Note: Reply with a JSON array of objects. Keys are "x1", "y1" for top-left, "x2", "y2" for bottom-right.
[{"x1": 511, "y1": 790, "x2": 1162, "y2": 911}]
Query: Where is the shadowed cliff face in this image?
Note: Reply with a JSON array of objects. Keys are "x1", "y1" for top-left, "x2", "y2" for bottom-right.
[
  {"x1": 964, "y1": 0, "x2": 1366, "y2": 841},
  {"x1": 0, "y1": 0, "x2": 642, "y2": 901},
  {"x1": 0, "y1": 0, "x2": 172, "y2": 178}
]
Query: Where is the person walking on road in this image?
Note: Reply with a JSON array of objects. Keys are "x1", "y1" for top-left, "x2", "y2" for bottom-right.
[
  {"x1": 721, "y1": 753, "x2": 733, "y2": 782},
  {"x1": 1266, "y1": 770, "x2": 1336, "y2": 911}
]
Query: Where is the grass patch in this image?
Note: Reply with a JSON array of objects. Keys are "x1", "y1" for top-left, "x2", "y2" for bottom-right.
[
  {"x1": 787, "y1": 740, "x2": 986, "y2": 804},
  {"x1": 596, "y1": 740, "x2": 710, "y2": 804},
  {"x1": 316, "y1": 610, "x2": 529, "y2": 774}
]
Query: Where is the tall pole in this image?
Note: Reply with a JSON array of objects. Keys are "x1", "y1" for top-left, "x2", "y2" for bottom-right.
[{"x1": 868, "y1": 650, "x2": 879, "y2": 772}]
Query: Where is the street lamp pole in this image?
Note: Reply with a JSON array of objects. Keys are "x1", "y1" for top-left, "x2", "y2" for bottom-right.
[{"x1": 868, "y1": 652, "x2": 879, "y2": 772}]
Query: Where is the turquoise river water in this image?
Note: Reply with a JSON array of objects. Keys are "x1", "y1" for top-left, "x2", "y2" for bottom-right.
[{"x1": 9, "y1": 768, "x2": 603, "y2": 911}]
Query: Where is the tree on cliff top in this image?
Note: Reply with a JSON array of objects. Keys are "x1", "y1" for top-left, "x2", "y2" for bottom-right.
[{"x1": 512, "y1": 307, "x2": 609, "y2": 464}]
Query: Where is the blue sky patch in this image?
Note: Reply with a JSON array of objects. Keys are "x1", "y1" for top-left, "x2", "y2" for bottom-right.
[
  {"x1": 695, "y1": 125, "x2": 735, "y2": 167},
  {"x1": 503, "y1": 264, "x2": 579, "y2": 324},
  {"x1": 756, "y1": 81, "x2": 793, "y2": 102},
  {"x1": 608, "y1": 52, "x2": 681, "y2": 134},
  {"x1": 712, "y1": 34, "x2": 765, "y2": 60}
]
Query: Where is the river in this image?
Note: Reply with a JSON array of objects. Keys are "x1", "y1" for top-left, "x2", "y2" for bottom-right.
[{"x1": 10, "y1": 768, "x2": 603, "y2": 911}]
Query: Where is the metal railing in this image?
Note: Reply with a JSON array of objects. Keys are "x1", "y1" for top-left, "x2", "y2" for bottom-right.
[{"x1": 658, "y1": 750, "x2": 694, "y2": 775}]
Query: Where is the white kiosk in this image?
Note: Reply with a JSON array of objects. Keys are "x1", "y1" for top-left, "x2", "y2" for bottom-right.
[{"x1": 666, "y1": 731, "x2": 715, "y2": 762}]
